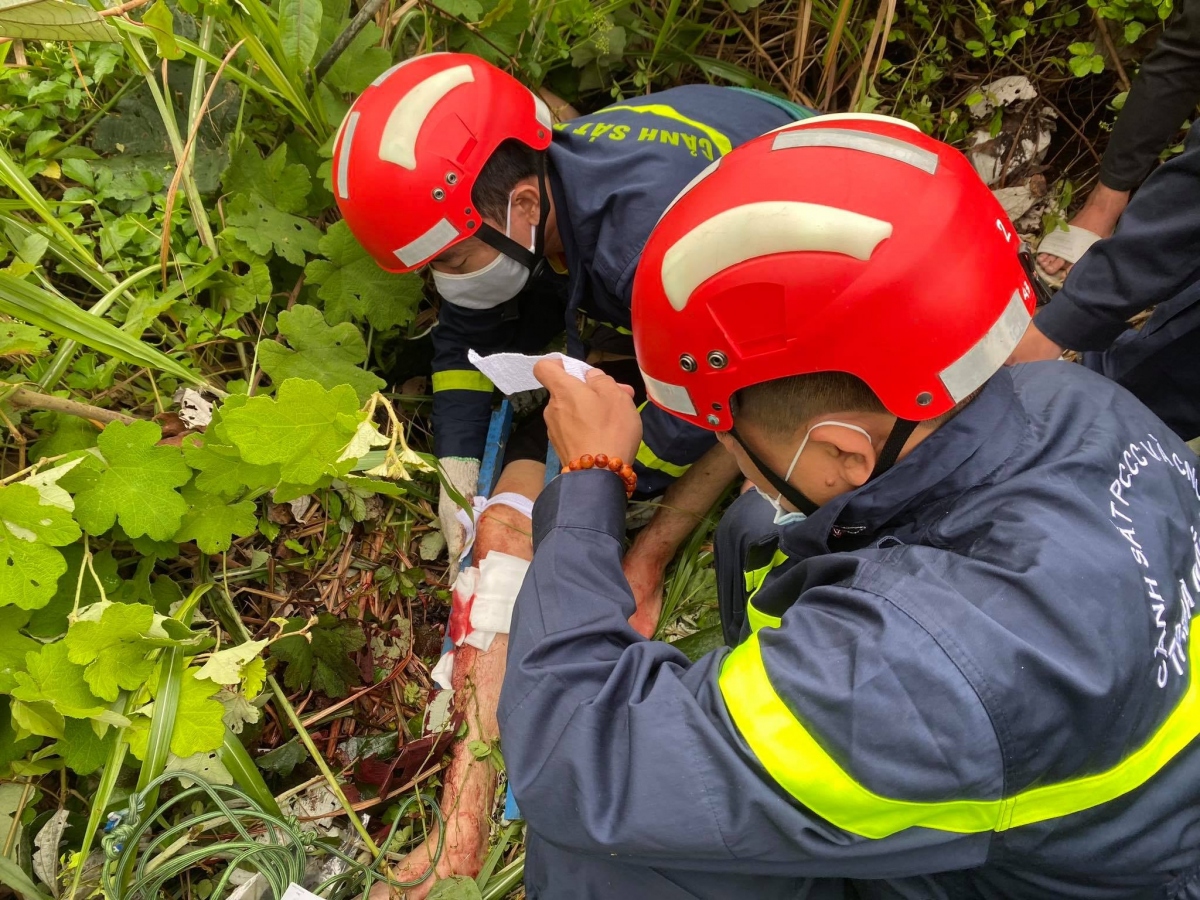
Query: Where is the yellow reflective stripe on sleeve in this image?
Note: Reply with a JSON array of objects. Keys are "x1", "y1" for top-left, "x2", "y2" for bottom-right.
[
  {"x1": 743, "y1": 548, "x2": 789, "y2": 633},
  {"x1": 603, "y1": 104, "x2": 733, "y2": 155},
  {"x1": 744, "y1": 548, "x2": 788, "y2": 600},
  {"x1": 746, "y1": 602, "x2": 782, "y2": 633},
  {"x1": 635, "y1": 441, "x2": 691, "y2": 478},
  {"x1": 719, "y1": 624, "x2": 1200, "y2": 839},
  {"x1": 432, "y1": 370, "x2": 493, "y2": 393}
]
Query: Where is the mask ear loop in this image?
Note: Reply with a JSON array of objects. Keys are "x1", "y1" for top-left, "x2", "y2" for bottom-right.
[{"x1": 728, "y1": 417, "x2": 919, "y2": 516}]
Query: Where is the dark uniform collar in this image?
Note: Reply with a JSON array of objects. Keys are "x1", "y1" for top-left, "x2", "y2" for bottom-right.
[
  {"x1": 778, "y1": 369, "x2": 1027, "y2": 559},
  {"x1": 543, "y1": 147, "x2": 587, "y2": 358}
]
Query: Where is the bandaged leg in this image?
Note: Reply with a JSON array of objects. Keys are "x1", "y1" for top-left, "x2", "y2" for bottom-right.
[{"x1": 380, "y1": 462, "x2": 541, "y2": 899}]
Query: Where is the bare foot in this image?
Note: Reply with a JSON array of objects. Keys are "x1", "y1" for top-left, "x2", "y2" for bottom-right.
[
  {"x1": 1037, "y1": 183, "x2": 1130, "y2": 277},
  {"x1": 373, "y1": 641, "x2": 505, "y2": 899}
]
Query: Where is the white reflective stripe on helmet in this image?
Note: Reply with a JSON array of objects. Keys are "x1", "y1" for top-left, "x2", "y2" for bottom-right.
[
  {"x1": 379, "y1": 64, "x2": 475, "y2": 170},
  {"x1": 370, "y1": 52, "x2": 448, "y2": 88},
  {"x1": 660, "y1": 201, "x2": 893, "y2": 312},
  {"x1": 532, "y1": 91, "x2": 552, "y2": 130},
  {"x1": 768, "y1": 112, "x2": 921, "y2": 135},
  {"x1": 772, "y1": 128, "x2": 939, "y2": 174},
  {"x1": 939, "y1": 289, "x2": 1031, "y2": 401},
  {"x1": 642, "y1": 370, "x2": 697, "y2": 416},
  {"x1": 394, "y1": 218, "x2": 460, "y2": 267},
  {"x1": 335, "y1": 112, "x2": 360, "y2": 200}
]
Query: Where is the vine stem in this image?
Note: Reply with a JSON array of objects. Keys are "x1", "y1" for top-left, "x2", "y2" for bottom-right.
[{"x1": 6, "y1": 386, "x2": 139, "y2": 424}]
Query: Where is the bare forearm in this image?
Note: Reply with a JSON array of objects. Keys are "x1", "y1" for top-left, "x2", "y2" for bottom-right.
[{"x1": 628, "y1": 443, "x2": 740, "y2": 566}]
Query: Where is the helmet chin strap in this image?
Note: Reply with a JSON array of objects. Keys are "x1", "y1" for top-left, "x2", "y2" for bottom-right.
[
  {"x1": 475, "y1": 152, "x2": 551, "y2": 277},
  {"x1": 728, "y1": 417, "x2": 920, "y2": 518}
]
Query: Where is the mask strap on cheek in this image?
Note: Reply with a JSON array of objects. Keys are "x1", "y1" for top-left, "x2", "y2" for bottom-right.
[
  {"x1": 728, "y1": 426, "x2": 820, "y2": 516},
  {"x1": 474, "y1": 152, "x2": 550, "y2": 276}
]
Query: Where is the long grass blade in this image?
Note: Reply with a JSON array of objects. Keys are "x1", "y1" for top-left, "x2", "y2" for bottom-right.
[
  {"x1": 0, "y1": 853, "x2": 52, "y2": 900},
  {"x1": 0, "y1": 144, "x2": 92, "y2": 263},
  {"x1": 220, "y1": 730, "x2": 283, "y2": 818},
  {"x1": 135, "y1": 646, "x2": 185, "y2": 811},
  {"x1": 0, "y1": 272, "x2": 203, "y2": 385}
]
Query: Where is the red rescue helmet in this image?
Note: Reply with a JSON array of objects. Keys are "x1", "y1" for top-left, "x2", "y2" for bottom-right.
[
  {"x1": 631, "y1": 113, "x2": 1037, "y2": 432},
  {"x1": 331, "y1": 53, "x2": 553, "y2": 273}
]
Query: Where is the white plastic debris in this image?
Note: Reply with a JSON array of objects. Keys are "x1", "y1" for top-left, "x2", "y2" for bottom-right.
[
  {"x1": 172, "y1": 387, "x2": 215, "y2": 429},
  {"x1": 968, "y1": 75, "x2": 1038, "y2": 118}
]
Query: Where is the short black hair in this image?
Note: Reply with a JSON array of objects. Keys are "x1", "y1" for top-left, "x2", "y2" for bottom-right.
[
  {"x1": 733, "y1": 371, "x2": 976, "y2": 435},
  {"x1": 472, "y1": 139, "x2": 544, "y2": 222}
]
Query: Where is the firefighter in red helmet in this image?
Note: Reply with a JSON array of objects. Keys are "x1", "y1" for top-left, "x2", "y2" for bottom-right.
[
  {"x1": 335, "y1": 54, "x2": 813, "y2": 893},
  {"x1": 494, "y1": 116, "x2": 1200, "y2": 898}
]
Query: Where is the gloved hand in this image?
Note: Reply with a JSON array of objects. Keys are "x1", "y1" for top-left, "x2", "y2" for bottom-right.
[{"x1": 438, "y1": 457, "x2": 480, "y2": 579}]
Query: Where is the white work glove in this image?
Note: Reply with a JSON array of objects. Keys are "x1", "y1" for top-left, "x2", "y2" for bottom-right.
[{"x1": 438, "y1": 457, "x2": 480, "y2": 580}]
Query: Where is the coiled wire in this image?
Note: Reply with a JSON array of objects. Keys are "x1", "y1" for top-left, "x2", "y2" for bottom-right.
[{"x1": 101, "y1": 774, "x2": 444, "y2": 900}]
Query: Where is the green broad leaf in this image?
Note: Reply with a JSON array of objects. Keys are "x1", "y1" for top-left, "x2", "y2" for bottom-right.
[
  {"x1": 257, "y1": 305, "x2": 385, "y2": 404},
  {"x1": 10, "y1": 642, "x2": 108, "y2": 721},
  {"x1": 219, "y1": 690, "x2": 260, "y2": 733},
  {"x1": 27, "y1": 547, "x2": 122, "y2": 639},
  {"x1": 433, "y1": 0, "x2": 482, "y2": 19},
  {"x1": 63, "y1": 602, "x2": 157, "y2": 702},
  {"x1": 0, "y1": 698, "x2": 39, "y2": 770},
  {"x1": 194, "y1": 639, "x2": 268, "y2": 687},
  {"x1": 170, "y1": 670, "x2": 226, "y2": 757},
  {"x1": 270, "y1": 613, "x2": 365, "y2": 698},
  {"x1": 220, "y1": 378, "x2": 362, "y2": 485},
  {"x1": 0, "y1": 607, "x2": 36, "y2": 686},
  {"x1": 0, "y1": 322, "x2": 48, "y2": 357},
  {"x1": 426, "y1": 876, "x2": 484, "y2": 900},
  {"x1": 219, "y1": 262, "x2": 273, "y2": 316},
  {"x1": 278, "y1": 0, "x2": 323, "y2": 71},
  {"x1": 56, "y1": 717, "x2": 116, "y2": 775},
  {"x1": 73, "y1": 420, "x2": 191, "y2": 541},
  {"x1": 182, "y1": 432, "x2": 280, "y2": 499},
  {"x1": 10, "y1": 698, "x2": 64, "y2": 739},
  {"x1": 0, "y1": 849, "x2": 53, "y2": 900},
  {"x1": 142, "y1": 0, "x2": 183, "y2": 59},
  {"x1": 305, "y1": 221, "x2": 425, "y2": 332},
  {"x1": 256, "y1": 737, "x2": 305, "y2": 776},
  {"x1": 323, "y1": 21, "x2": 391, "y2": 93},
  {"x1": 240, "y1": 656, "x2": 266, "y2": 698},
  {"x1": 226, "y1": 193, "x2": 322, "y2": 266},
  {"x1": 29, "y1": 413, "x2": 98, "y2": 464},
  {"x1": 0, "y1": 272, "x2": 201, "y2": 385},
  {"x1": 339, "y1": 474, "x2": 406, "y2": 498},
  {"x1": 0, "y1": 0, "x2": 118, "y2": 42},
  {"x1": 173, "y1": 484, "x2": 257, "y2": 554},
  {"x1": 669, "y1": 624, "x2": 725, "y2": 662},
  {"x1": 0, "y1": 483, "x2": 80, "y2": 612},
  {"x1": 165, "y1": 749, "x2": 233, "y2": 785},
  {"x1": 222, "y1": 144, "x2": 312, "y2": 216}
]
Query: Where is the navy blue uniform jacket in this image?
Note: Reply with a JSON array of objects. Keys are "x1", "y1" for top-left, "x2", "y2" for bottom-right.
[
  {"x1": 430, "y1": 86, "x2": 798, "y2": 489},
  {"x1": 499, "y1": 364, "x2": 1200, "y2": 898},
  {"x1": 1036, "y1": 122, "x2": 1200, "y2": 440}
]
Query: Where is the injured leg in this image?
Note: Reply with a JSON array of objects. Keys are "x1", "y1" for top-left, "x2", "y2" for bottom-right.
[{"x1": 379, "y1": 460, "x2": 542, "y2": 899}]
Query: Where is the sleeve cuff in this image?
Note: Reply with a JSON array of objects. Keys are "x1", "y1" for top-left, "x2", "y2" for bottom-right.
[
  {"x1": 1034, "y1": 290, "x2": 1131, "y2": 352},
  {"x1": 533, "y1": 468, "x2": 627, "y2": 548}
]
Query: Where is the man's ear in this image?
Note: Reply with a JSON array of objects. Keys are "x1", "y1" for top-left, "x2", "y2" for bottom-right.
[
  {"x1": 808, "y1": 422, "x2": 876, "y2": 488},
  {"x1": 510, "y1": 176, "x2": 542, "y2": 226}
]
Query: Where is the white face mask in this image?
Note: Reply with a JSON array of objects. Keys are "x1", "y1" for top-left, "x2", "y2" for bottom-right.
[
  {"x1": 432, "y1": 192, "x2": 534, "y2": 310},
  {"x1": 757, "y1": 420, "x2": 874, "y2": 527}
]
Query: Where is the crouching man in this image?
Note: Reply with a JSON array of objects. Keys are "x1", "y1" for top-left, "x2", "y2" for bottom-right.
[{"x1": 499, "y1": 115, "x2": 1200, "y2": 898}]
